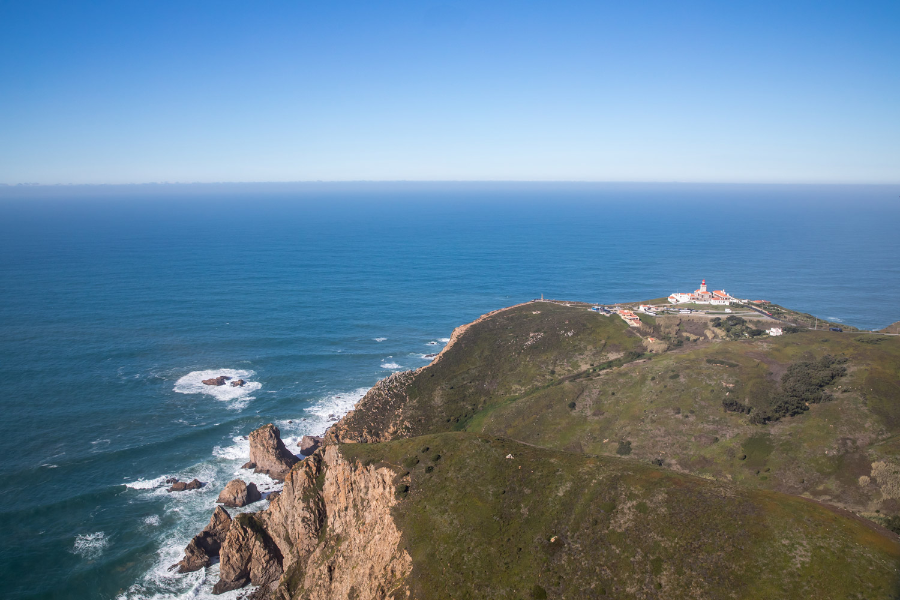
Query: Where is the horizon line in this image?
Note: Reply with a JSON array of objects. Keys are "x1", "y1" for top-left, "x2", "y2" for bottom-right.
[{"x1": 3, "y1": 179, "x2": 899, "y2": 188}]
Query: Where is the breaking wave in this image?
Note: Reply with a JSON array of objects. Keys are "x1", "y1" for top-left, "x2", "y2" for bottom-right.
[{"x1": 173, "y1": 369, "x2": 261, "y2": 406}]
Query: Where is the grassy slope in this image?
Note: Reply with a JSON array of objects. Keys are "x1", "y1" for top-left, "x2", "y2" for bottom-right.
[
  {"x1": 336, "y1": 301, "x2": 647, "y2": 441},
  {"x1": 336, "y1": 301, "x2": 900, "y2": 514},
  {"x1": 468, "y1": 324, "x2": 900, "y2": 514},
  {"x1": 341, "y1": 433, "x2": 900, "y2": 600}
]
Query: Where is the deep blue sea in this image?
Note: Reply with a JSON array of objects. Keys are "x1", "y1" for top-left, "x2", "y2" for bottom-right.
[{"x1": 1, "y1": 182, "x2": 898, "y2": 599}]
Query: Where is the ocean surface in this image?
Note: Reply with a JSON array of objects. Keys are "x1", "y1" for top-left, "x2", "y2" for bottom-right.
[{"x1": 0, "y1": 182, "x2": 898, "y2": 599}]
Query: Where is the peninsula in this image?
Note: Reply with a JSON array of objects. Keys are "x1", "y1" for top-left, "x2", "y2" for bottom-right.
[{"x1": 176, "y1": 290, "x2": 900, "y2": 599}]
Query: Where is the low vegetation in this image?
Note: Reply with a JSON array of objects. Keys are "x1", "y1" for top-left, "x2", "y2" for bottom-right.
[{"x1": 339, "y1": 433, "x2": 900, "y2": 600}]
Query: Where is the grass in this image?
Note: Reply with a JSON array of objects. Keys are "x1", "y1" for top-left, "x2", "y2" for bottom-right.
[
  {"x1": 333, "y1": 302, "x2": 900, "y2": 515},
  {"x1": 339, "y1": 433, "x2": 900, "y2": 600}
]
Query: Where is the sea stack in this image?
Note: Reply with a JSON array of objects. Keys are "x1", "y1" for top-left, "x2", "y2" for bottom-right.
[
  {"x1": 202, "y1": 375, "x2": 231, "y2": 386},
  {"x1": 248, "y1": 423, "x2": 299, "y2": 481}
]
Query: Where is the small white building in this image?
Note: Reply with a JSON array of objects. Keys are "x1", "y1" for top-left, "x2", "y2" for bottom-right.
[{"x1": 767, "y1": 327, "x2": 783, "y2": 336}]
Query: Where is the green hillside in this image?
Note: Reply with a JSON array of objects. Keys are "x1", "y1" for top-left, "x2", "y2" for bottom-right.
[
  {"x1": 340, "y1": 432, "x2": 900, "y2": 600},
  {"x1": 332, "y1": 301, "x2": 900, "y2": 516}
]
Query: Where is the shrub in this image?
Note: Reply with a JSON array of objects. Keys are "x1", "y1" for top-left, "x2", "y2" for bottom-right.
[
  {"x1": 753, "y1": 355, "x2": 848, "y2": 423},
  {"x1": 883, "y1": 515, "x2": 900, "y2": 535},
  {"x1": 616, "y1": 440, "x2": 632, "y2": 456},
  {"x1": 567, "y1": 401, "x2": 576, "y2": 410},
  {"x1": 403, "y1": 456, "x2": 419, "y2": 469},
  {"x1": 723, "y1": 397, "x2": 752, "y2": 414}
]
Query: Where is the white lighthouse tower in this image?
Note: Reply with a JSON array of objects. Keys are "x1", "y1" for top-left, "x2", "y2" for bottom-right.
[{"x1": 700, "y1": 279, "x2": 707, "y2": 293}]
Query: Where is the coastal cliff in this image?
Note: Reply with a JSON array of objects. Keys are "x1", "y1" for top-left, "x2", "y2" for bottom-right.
[
  {"x1": 193, "y1": 438, "x2": 411, "y2": 599},
  {"x1": 179, "y1": 300, "x2": 900, "y2": 599}
]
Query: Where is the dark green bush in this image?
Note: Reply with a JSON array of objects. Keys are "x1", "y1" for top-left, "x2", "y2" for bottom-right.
[
  {"x1": 723, "y1": 397, "x2": 752, "y2": 414},
  {"x1": 616, "y1": 440, "x2": 632, "y2": 456}
]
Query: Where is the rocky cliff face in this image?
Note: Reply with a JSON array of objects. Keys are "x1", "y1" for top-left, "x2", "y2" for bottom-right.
[{"x1": 180, "y1": 442, "x2": 410, "y2": 599}]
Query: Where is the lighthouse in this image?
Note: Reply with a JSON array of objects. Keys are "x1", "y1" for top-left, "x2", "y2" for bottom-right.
[{"x1": 700, "y1": 279, "x2": 707, "y2": 293}]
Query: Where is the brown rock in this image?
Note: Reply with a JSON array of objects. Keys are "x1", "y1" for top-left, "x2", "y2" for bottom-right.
[
  {"x1": 249, "y1": 424, "x2": 299, "y2": 481},
  {"x1": 172, "y1": 506, "x2": 232, "y2": 573},
  {"x1": 216, "y1": 479, "x2": 262, "y2": 508},
  {"x1": 299, "y1": 435, "x2": 322, "y2": 456},
  {"x1": 168, "y1": 478, "x2": 203, "y2": 492},
  {"x1": 265, "y1": 491, "x2": 280, "y2": 503},
  {"x1": 202, "y1": 375, "x2": 231, "y2": 386},
  {"x1": 241, "y1": 461, "x2": 256, "y2": 470},
  {"x1": 213, "y1": 514, "x2": 283, "y2": 595},
  {"x1": 230, "y1": 379, "x2": 246, "y2": 387}
]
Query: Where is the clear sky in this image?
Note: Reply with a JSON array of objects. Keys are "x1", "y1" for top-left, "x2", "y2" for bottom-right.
[{"x1": 1, "y1": 1, "x2": 898, "y2": 184}]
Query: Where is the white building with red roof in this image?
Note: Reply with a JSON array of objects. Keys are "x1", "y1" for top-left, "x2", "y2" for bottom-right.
[{"x1": 668, "y1": 279, "x2": 734, "y2": 305}]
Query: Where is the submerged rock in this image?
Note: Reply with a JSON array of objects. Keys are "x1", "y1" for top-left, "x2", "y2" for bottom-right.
[
  {"x1": 249, "y1": 424, "x2": 299, "y2": 481},
  {"x1": 299, "y1": 435, "x2": 322, "y2": 456},
  {"x1": 168, "y1": 478, "x2": 203, "y2": 492},
  {"x1": 217, "y1": 479, "x2": 262, "y2": 507},
  {"x1": 172, "y1": 506, "x2": 232, "y2": 573},
  {"x1": 202, "y1": 375, "x2": 231, "y2": 386}
]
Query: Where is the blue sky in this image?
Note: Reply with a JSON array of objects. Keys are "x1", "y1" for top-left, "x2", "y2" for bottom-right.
[{"x1": 1, "y1": 1, "x2": 898, "y2": 184}]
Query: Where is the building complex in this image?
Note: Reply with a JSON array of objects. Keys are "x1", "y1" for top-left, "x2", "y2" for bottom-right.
[{"x1": 668, "y1": 279, "x2": 735, "y2": 305}]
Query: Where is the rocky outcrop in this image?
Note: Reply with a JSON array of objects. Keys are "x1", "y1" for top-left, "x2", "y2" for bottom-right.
[
  {"x1": 249, "y1": 424, "x2": 299, "y2": 481},
  {"x1": 216, "y1": 479, "x2": 262, "y2": 507},
  {"x1": 230, "y1": 379, "x2": 246, "y2": 387},
  {"x1": 202, "y1": 375, "x2": 231, "y2": 386},
  {"x1": 299, "y1": 435, "x2": 322, "y2": 456},
  {"x1": 172, "y1": 505, "x2": 232, "y2": 573},
  {"x1": 206, "y1": 446, "x2": 411, "y2": 599},
  {"x1": 324, "y1": 370, "x2": 418, "y2": 445},
  {"x1": 168, "y1": 478, "x2": 203, "y2": 492},
  {"x1": 213, "y1": 512, "x2": 284, "y2": 595}
]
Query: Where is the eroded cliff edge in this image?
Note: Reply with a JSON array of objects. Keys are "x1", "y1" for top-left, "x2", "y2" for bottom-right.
[{"x1": 206, "y1": 443, "x2": 411, "y2": 599}]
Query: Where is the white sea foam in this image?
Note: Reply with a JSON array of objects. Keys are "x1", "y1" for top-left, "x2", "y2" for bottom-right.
[
  {"x1": 426, "y1": 341, "x2": 439, "y2": 345},
  {"x1": 125, "y1": 476, "x2": 169, "y2": 490},
  {"x1": 381, "y1": 362, "x2": 401, "y2": 369},
  {"x1": 439, "y1": 337, "x2": 450, "y2": 342},
  {"x1": 73, "y1": 531, "x2": 109, "y2": 559},
  {"x1": 173, "y1": 369, "x2": 261, "y2": 404},
  {"x1": 374, "y1": 337, "x2": 387, "y2": 342},
  {"x1": 120, "y1": 385, "x2": 371, "y2": 599},
  {"x1": 143, "y1": 515, "x2": 161, "y2": 527}
]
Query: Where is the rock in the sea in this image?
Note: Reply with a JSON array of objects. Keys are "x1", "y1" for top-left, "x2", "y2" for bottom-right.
[
  {"x1": 265, "y1": 490, "x2": 280, "y2": 503},
  {"x1": 172, "y1": 505, "x2": 232, "y2": 573},
  {"x1": 216, "y1": 479, "x2": 262, "y2": 508},
  {"x1": 230, "y1": 379, "x2": 246, "y2": 387},
  {"x1": 299, "y1": 435, "x2": 322, "y2": 456},
  {"x1": 168, "y1": 478, "x2": 203, "y2": 492},
  {"x1": 202, "y1": 375, "x2": 231, "y2": 386},
  {"x1": 249, "y1": 424, "x2": 299, "y2": 481},
  {"x1": 241, "y1": 461, "x2": 256, "y2": 470},
  {"x1": 213, "y1": 513, "x2": 283, "y2": 595}
]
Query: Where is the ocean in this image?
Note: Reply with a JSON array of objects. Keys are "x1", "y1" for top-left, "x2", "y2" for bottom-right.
[{"x1": 0, "y1": 182, "x2": 898, "y2": 599}]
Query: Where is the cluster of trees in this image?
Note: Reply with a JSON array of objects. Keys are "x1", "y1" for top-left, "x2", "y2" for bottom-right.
[
  {"x1": 750, "y1": 355, "x2": 848, "y2": 424},
  {"x1": 710, "y1": 316, "x2": 764, "y2": 339}
]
